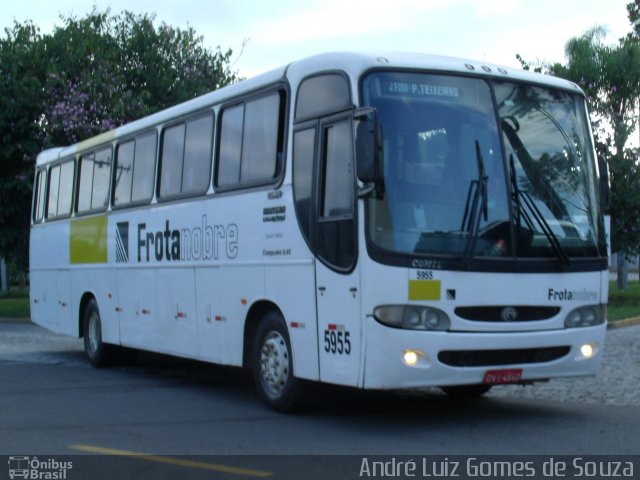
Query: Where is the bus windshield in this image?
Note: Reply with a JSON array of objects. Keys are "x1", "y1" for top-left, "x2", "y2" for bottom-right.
[{"x1": 361, "y1": 71, "x2": 605, "y2": 264}]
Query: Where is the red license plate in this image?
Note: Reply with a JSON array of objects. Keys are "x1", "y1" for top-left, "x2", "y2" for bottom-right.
[{"x1": 483, "y1": 368, "x2": 523, "y2": 385}]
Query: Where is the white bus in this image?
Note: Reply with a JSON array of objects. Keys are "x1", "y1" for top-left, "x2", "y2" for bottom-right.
[{"x1": 30, "y1": 52, "x2": 609, "y2": 411}]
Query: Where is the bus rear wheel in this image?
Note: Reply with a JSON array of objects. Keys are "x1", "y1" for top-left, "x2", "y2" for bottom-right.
[
  {"x1": 252, "y1": 311, "x2": 306, "y2": 412},
  {"x1": 83, "y1": 298, "x2": 118, "y2": 368}
]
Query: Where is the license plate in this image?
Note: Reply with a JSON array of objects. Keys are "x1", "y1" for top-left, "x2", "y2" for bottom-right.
[{"x1": 483, "y1": 368, "x2": 523, "y2": 384}]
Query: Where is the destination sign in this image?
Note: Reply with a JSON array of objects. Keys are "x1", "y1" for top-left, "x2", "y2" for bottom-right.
[{"x1": 386, "y1": 81, "x2": 460, "y2": 98}]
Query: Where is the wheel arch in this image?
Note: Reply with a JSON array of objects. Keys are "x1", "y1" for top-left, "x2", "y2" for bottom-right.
[
  {"x1": 243, "y1": 300, "x2": 284, "y2": 368},
  {"x1": 78, "y1": 291, "x2": 97, "y2": 338}
]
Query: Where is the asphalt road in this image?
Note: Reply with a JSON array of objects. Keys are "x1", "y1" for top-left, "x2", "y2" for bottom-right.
[{"x1": 1, "y1": 322, "x2": 638, "y2": 479}]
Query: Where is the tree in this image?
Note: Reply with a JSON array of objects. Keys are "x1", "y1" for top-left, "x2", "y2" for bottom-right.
[
  {"x1": 629, "y1": 0, "x2": 640, "y2": 39},
  {"x1": 0, "y1": 9, "x2": 239, "y2": 280},
  {"x1": 518, "y1": 7, "x2": 640, "y2": 289},
  {"x1": 0, "y1": 21, "x2": 47, "y2": 283}
]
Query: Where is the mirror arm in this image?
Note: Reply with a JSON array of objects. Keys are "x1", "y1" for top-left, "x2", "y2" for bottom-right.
[{"x1": 357, "y1": 183, "x2": 376, "y2": 198}]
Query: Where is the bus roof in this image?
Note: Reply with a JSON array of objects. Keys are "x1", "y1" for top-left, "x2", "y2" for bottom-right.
[{"x1": 35, "y1": 51, "x2": 582, "y2": 167}]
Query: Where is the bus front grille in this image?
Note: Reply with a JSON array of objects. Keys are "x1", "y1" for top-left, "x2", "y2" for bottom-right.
[
  {"x1": 438, "y1": 346, "x2": 571, "y2": 367},
  {"x1": 454, "y1": 306, "x2": 560, "y2": 322}
]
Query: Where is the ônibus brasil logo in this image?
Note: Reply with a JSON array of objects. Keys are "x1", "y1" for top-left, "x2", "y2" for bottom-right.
[{"x1": 8, "y1": 456, "x2": 73, "y2": 479}]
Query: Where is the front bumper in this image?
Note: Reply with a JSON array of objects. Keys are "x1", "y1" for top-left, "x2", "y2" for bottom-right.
[{"x1": 363, "y1": 317, "x2": 606, "y2": 389}]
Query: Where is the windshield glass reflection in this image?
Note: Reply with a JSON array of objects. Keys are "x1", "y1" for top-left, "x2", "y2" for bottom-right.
[
  {"x1": 362, "y1": 72, "x2": 511, "y2": 259},
  {"x1": 361, "y1": 72, "x2": 605, "y2": 263}
]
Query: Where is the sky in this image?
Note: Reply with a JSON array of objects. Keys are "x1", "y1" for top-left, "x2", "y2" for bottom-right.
[{"x1": 0, "y1": 0, "x2": 634, "y2": 78}]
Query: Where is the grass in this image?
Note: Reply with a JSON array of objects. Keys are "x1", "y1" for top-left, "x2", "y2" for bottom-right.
[
  {"x1": 0, "y1": 289, "x2": 30, "y2": 319},
  {"x1": 608, "y1": 280, "x2": 640, "y2": 322},
  {"x1": 1, "y1": 281, "x2": 638, "y2": 322}
]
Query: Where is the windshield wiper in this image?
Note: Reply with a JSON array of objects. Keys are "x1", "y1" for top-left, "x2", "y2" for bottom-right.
[
  {"x1": 509, "y1": 154, "x2": 570, "y2": 266},
  {"x1": 461, "y1": 140, "x2": 488, "y2": 268}
]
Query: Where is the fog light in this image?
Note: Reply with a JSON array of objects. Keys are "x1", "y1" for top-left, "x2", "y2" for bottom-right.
[
  {"x1": 402, "y1": 349, "x2": 423, "y2": 366},
  {"x1": 580, "y1": 343, "x2": 595, "y2": 359}
]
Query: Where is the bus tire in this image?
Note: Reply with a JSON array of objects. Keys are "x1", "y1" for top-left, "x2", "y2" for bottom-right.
[
  {"x1": 83, "y1": 298, "x2": 117, "y2": 368},
  {"x1": 252, "y1": 311, "x2": 306, "y2": 412},
  {"x1": 440, "y1": 384, "x2": 492, "y2": 397}
]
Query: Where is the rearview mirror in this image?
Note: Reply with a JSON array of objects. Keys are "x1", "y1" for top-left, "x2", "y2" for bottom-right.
[
  {"x1": 598, "y1": 155, "x2": 611, "y2": 214},
  {"x1": 355, "y1": 107, "x2": 383, "y2": 195}
]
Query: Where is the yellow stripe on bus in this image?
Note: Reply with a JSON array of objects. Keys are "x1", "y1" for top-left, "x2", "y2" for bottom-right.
[
  {"x1": 408, "y1": 280, "x2": 441, "y2": 301},
  {"x1": 70, "y1": 215, "x2": 108, "y2": 264}
]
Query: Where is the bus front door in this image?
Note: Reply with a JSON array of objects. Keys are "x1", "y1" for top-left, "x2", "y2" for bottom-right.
[{"x1": 314, "y1": 116, "x2": 362, "y2": 387}]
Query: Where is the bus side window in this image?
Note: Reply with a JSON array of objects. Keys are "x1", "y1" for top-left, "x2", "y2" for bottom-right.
[
  {"x1": 182, "y1": 115, "x2": 214, "y2": 194},
  {"x1": 160, "y1": 123, "x2": 186, "y2": 198},
  {"x1": 114, "y1": 131, "x2": 157, "y2": 207},
  {"x1": 57, "y1": 161, "x2": 75, "y2": 218},
  {"x1": 159, "y1": 113, "x2": 213, "y2": 199},
  {"x1": 46, "y1": 161, "x2": 74, "y2": 220},
  {"x1": 241, "y1": 94, "x2": 281, "y2": 183},
  {"x1": 77, "y1": 154, "x2": 95, "y2": 212},
  {"x1": 33, "y1": 169, "x2": 47, "y2": 223},
  {"x1": 217, "y1": 104, "x2": 243, "y2": 187},
  {"x1": 317, "y1": 118, "x2": 356, "y2": 271},
  {"x1": 77, "y1": 148, "x2": 111, "y2": 214},
  {"x1": 321, "y1": 120, "x2": 354, "y2": 218},
  {"x1": 114, "y1": 140, "x2": 135, "y2": 206},
  {"x1": 295, "y1": 74, "x2": 351, "y2": 122},
  {"x1": 46, "y1": 165, "x2": 61, "y2": 219},
  {"x1": 216, "y1": 89, "x2": 285, "y2": 189},
  {"x1": 92, "y1": 148, "x2": 111, "y2": 209},
  {"x1": 293, "y1": 128, "x2": 316, "y2": 245},
  {"x1": 131, "y1": 132, "x2": 157, "y2": 203}
]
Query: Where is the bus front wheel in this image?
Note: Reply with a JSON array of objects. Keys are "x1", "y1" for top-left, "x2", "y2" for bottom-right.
[
  {"x1": 252, "y1": 311, "x2": 306, "y2": 412},
  {"x1": 83, "y1": 298, "x2": 118, "y2": 367}
]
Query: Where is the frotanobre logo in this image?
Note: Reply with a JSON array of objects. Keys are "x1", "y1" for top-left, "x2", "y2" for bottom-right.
[{"x1": 8, "y1": 456, "x2": 73, "y2": 479}]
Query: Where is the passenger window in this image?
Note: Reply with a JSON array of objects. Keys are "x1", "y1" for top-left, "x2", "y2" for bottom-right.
[
  {"x1": 183, "y1": 115, "x2": 214, "y2": 194},
  {"x1": 216, "y1": 90, "x2": 285, "y2": 189},
  {"x1": 293, "y1": 128, "x2": 316, "y2": 244},
  {"x1": 131, "y1": 132, "x2": 156, "y2": 202},
  {"x1": 242, "y1": 94, "x2": 280, "y2": 182},
  {"x1": 33, "y1": 170, "x2": 47, "y2": 222},
  {"x1": 217, "y1": 104, "x2": 244, "y2": 187},
  {"x1": 77, "y1": 147, "x2": 111, "y2": 213},
  {"x1": 47, "y1": 165, "x2": 61, "y2": 218},
  {"x1": 92, "y1": 149, "x2": 111, "y2": 209},
  {"x1": 321, "y1": 120, "x2": 354, "y2": 218},
  {"x1": 160, "y1": 123, "x2": 185, "y2": 198},
  {"x1": 160, "y1": 113, "x2": 213, "y2": 199},
  {"x1": 77, "y1": 156, "x2": 94, "y2": 212},
  {"x1": 47, "y1": 160, "x2": 74, "y2": 219},
  {"x1": 316, "y1": 117, "x2": 356, "y2": 271},
  {"x1": 295, "y1": 74, "x2": 351, "y2": 122},
  {"x1": 114, "y1": 140, "x2": 135, "y2": 205},
  {"x1": 115, "y1": 131, "x2": 157, "y2": 206}
]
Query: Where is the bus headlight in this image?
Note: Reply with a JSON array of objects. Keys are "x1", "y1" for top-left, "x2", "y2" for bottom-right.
[
  {"x1": 374, "y1": 305, "x2": 451, "y2": 331},
  {"x1": 564, "y1": 304, "x2": 606, "y2": 328}
]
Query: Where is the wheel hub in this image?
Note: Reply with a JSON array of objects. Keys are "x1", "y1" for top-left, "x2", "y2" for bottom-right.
[
  {"x1": 260, "y1": 331, "x2": 289, "y2": 396},
  {"x1": 87, "y1": 312, "x2": 100, "y2": 354}
]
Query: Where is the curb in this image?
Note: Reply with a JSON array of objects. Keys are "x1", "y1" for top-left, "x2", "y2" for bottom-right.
[
  {"x1": 607, "y1": 316, "x2": 640, "y2": 329},
  {"x1": 0, "y1": 317, "x2": 31, "y2": 324}
]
